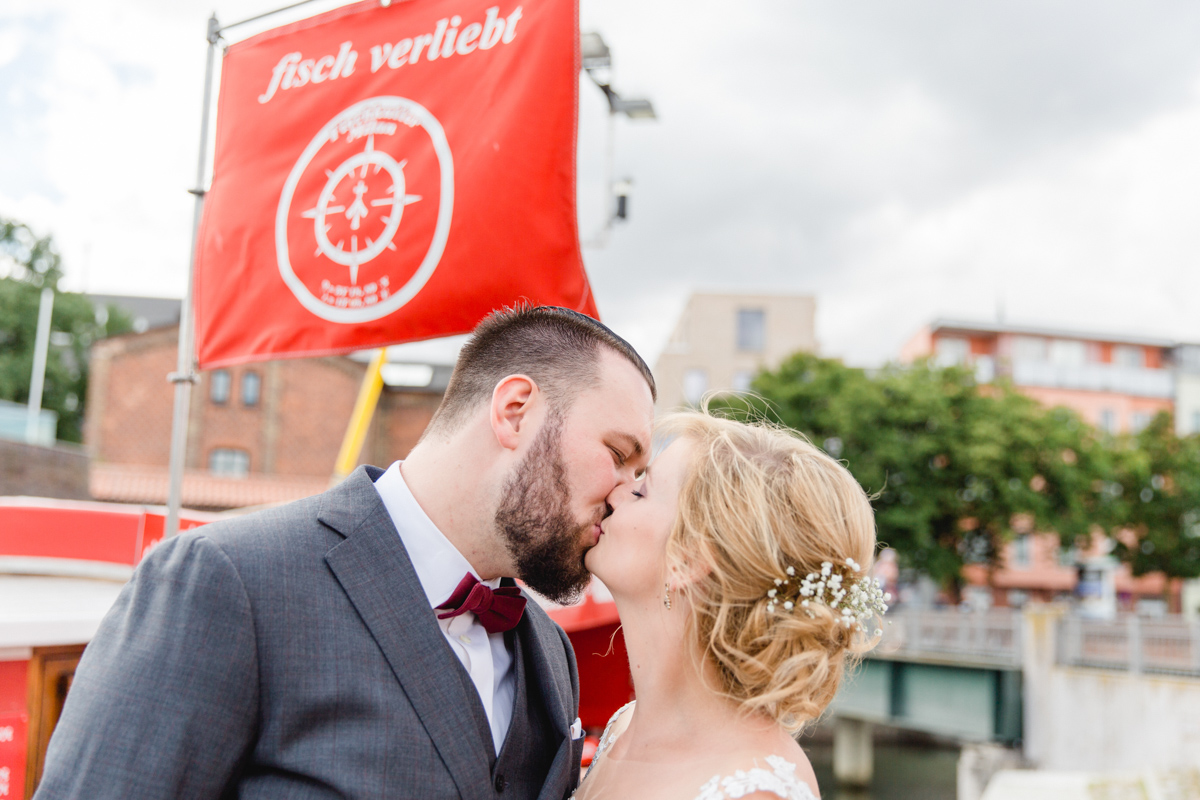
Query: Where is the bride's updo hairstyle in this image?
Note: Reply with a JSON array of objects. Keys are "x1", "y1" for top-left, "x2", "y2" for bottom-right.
[{"x1": 658, "y1": 410, "x2": 879, "y2": 732}]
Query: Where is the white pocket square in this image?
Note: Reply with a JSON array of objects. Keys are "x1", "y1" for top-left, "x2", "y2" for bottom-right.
[{"x1": 570, "y1": 717, "x2": 583, "y2": 739}]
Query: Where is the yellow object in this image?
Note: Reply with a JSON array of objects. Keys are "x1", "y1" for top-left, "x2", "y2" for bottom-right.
[{"x1": 333, "y1": 348, "x2": 387, "y2": 482}]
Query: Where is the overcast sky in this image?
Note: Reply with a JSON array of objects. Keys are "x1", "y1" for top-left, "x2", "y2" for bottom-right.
[{"x1": 4, "y1": 0, "x2": 1200, "y2": 367}]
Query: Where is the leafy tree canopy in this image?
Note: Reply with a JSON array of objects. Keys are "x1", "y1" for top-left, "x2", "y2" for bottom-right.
[
  {"x1": 1108, "y1": 413, "x2": 1200, "y2": 580},
  {"x1": 716, "y1": 353, "x2": 1119, "y2": 589},
  {"x1": 0, "y1": 218, "x2": 132, "y2": 442}
]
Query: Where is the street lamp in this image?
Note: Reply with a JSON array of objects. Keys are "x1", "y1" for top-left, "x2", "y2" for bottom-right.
[{"x1": 580, "y1": 32, "x2": 656, "y2": 245}]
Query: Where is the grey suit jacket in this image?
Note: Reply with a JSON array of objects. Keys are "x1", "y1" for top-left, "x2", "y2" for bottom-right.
[{"x1": 34, "y1": 466, "x2": 583, "y2": 799}]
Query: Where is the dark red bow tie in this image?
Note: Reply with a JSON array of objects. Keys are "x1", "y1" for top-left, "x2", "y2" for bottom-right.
[{"x1": 436, "y1": 573, "x2": 527, "y2": 634}]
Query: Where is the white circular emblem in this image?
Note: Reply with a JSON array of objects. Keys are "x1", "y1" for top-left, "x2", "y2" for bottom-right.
[{"x1": 275, "y1": 97, "x2": 454, "y2": 323}]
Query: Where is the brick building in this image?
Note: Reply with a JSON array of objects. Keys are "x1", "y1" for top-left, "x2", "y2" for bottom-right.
[{"x1": 86, "y1": 326, "x2": 450, "y2": 510}]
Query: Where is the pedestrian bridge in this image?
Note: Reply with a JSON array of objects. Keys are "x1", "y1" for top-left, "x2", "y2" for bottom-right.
[
  {"x1": 826, "y1": 607, "x2": 1200, "y2": 786},
  {"x1": 832, "y1": 610, "x2": 1024, "y2": 743},
  {"x1": 833, "y1": 609, "x2": 1200, "y2": 742}
]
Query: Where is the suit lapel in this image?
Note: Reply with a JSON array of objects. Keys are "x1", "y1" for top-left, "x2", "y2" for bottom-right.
[
  {"x1": 321, "y1": 467, "x2": 493, "y2": 798},
  {"x1": 515, "y1": 598, "x2": 572, "y2": 739},
  {"x1": 515, "y1": 595, "x2": 579, "y2": 800}
]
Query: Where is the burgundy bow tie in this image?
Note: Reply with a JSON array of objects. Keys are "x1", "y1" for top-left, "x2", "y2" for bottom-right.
[{"x1": 436, "y1": 573, "x2": 527, "y2": 634}]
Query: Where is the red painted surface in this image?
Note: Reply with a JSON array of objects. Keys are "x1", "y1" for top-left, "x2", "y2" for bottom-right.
[
  {"x1": 0, "y1": 500, "x2": 213, "y2": 567},
  {"x1": 969, "y1": 336, "x2": 995, "y2": 356},
  {"x1": 0, "y1": 660, "x2": 28, "y2": 800},
  {"x1": 568, "y1": 620, "x2": 633, "y2": 731},
  {"x1": 547, "y1": 596, "x2": 634, "y2": 731}
]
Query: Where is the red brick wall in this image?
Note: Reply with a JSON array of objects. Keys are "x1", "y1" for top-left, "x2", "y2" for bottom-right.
[
  {"x1": 261, "y1": 358, "x2": 365, "y2": 476},
  {"x1": 372, "y1": 391, "x2": 443, "y2": 467},
  {"x1": 86, "y1": 328, "x2": 179, "y2": 467},
  {"x1": 0, "y1": 439, "x2": 90, "y2": 499}
]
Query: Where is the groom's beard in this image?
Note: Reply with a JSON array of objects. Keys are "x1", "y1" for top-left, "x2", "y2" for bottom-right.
[{"x1": 495, "y1": 411, "x2": 595, "y2": 605}]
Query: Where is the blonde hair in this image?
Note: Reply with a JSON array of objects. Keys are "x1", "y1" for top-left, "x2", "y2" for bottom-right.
[{"x1": 659, "y1": 410, "x2": 878, "y2": 733}]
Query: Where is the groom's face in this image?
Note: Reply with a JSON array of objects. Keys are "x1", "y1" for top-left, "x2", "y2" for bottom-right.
[{"x1": 495, "y1": 350, "x2": 653, "y2": 603}]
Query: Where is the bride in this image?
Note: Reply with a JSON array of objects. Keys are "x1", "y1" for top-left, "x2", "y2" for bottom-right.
[{"x1": 574, "y1": 412, "x2": 887, "y2": 800}]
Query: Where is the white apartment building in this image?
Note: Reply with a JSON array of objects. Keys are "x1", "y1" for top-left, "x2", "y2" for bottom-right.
[{"x1": 1175, "y1": 344, "x2": 1200, "y2": 436}]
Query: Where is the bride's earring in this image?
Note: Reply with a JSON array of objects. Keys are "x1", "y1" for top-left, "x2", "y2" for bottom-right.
[{"x1": 663, "y1": 583, "x2": 672, "y2": 610}]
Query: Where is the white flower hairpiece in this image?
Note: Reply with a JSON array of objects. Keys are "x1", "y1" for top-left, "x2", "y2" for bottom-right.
[{"x1": 765, "y1": 558, "x2": 890, "y2": 635}]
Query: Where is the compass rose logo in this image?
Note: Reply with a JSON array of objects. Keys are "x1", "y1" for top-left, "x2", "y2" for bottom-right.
[{"x1": 275, "y1": 97, "x2": 454, "y2": 323}]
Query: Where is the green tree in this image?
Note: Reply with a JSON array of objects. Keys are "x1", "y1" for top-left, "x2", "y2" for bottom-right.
[
  {"x1": 0, "y1": 218, "x2": 132, "y2": 443},
  {"x1": 717, "y1": 354, "x2": 1113, "y2": 592},
  {"x1": 1108, "y1": 413, "x2": 1200, "y2": 584}
]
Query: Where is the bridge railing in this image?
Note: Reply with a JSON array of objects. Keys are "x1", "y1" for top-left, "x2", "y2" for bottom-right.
[
  {"x1": 1057, "y1": 615, "x2": 1200, "y2": 677},
  {"x1": 873, "y1": 608, "x2": 1022, "y2": 668}
]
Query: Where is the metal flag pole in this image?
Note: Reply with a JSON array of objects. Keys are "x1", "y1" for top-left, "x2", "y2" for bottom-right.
[
  {"x1": 165, "y1": 14, "x2": 220, "y2": 539},
  {"x1": 25, "y1": 286, "x2": 55, "y2": 444},
  {"x1": 164, "y1": 0, "x2": 347, "y2": 538}
]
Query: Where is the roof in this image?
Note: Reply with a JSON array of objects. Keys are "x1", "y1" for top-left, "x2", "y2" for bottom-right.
[
  {"x1": 87, "y1": 293, "x2": 182, "y2": 333},
  {"x1": 90, "y1": 463, "x2": 329, "y2": 510},
  {"x1": 930, "y1": 318, "x2": 1178, "y2": 349}
]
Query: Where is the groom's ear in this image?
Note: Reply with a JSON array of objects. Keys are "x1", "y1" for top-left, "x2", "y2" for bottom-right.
[{"x1": 490, "y1": 374, "x2": 539, "y2": 451}]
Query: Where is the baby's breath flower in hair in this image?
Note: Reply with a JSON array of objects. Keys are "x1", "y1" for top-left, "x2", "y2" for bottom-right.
[{"x1": 764, "y1": 558, "x2": 890, "y2": 632}]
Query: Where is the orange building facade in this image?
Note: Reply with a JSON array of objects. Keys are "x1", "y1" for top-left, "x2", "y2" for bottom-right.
[
  {"x1": 901, "y1": 319, "x2": 1176, "y2": 434},
  {"x1": 903, "y1": 320, "x2": 1191, "y2": 611}
]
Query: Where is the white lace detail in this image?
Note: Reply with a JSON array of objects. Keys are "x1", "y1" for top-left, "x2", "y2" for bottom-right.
[
  {"x1": 586, "y1": 700, "x2": 635, "y2": 777},
  {"x1": 695, "y1": 754, "x2": 818, "y2": 799},
  {"x1": 575, "y1": 702, "x2": 818, "y2": 800}
]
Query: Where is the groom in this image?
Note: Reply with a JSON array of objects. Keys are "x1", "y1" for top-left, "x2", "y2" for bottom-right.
[{"x1": 35, "y1": 306, "x2": 656, "y2": 800}]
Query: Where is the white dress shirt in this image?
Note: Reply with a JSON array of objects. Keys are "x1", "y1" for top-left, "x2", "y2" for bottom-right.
[{"x1": 374, "y1": 461, "x2": 516, "y2": 754}]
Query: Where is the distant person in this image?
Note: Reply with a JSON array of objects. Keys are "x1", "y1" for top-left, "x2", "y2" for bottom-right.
[
  {"x1": 573, "y1": 411, "x2": 886, "y2": 800},
  {"x1": 35, "y1": 305, "x2": 656, "y2": 800}
]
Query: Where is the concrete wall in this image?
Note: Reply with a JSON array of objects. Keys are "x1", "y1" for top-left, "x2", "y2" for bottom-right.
[
  {"x1": 0, "y1": 439, "x2": 89, "y2": 499},
  {"x1": 1177, "y1": 373, "x2": 1200, "y2": 436},
  {"x1": 1022, "y1": 607, "x2": 1200, "y2": 771}
]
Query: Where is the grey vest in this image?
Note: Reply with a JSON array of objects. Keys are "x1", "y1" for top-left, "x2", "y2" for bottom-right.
[{"x1": 450, "y1": 599, "x2": 559, "y2": 799}]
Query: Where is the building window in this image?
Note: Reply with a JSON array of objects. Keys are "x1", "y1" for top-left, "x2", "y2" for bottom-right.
[
  {"x1": 241, "y1": 371, "x2": 261, "y2": 407},
  {"x1": 209, "y1": 448, "x2": 250, "y2": 477},
  {"x1": 1012, "y1": 535, "x2": 1032, "y2": 569},
  {"x1": 1113, "y1": 345, "x2": 1145, "y2": 369},
  {"x1": 1098, "y1": 409, "x2": 1116, "y2": 434},
  {"x1": 683, "y1": 368, "x2": 709, "y2": 405},
  {"x1": 736, "y1": 309, "x2": 766, "y2": 352},
  {"x1": 974, "y1": 355, "x2": 995, "y2": 383},
  {"x1": 935, "y1": 337, "x2": 970, "y2": 367},
  {"x1": 210, "y1": 369, "x2": 231, "y2": 404},
  {"x1": 1131, "y1": 411, "x2": 1153, "y2": 433},
  {"x1": 1193, "y1": 411, "x2": 1200, "y2": 435},
  {"x1": 732, "y1": 370, "x2": 754, "y2": 393},
  {"x1": 1049, "y1": 339, "x2": 1086, "y2": 367},
  {"x1": 1012, "y1": 336, "x2": 1047, "y2": 362}
]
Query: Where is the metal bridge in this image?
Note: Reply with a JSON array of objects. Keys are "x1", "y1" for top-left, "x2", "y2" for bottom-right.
[
  {"x1": 826, "y1": 608, "x2": 1200, "y2": 786},
  {"x1": 833, "y1": 610, "x2": 1025, "y2": 743}
]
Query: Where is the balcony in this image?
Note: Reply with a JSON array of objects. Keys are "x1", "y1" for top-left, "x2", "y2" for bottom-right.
[{"x1": 1010, "y1": 360, "x2": 1174, "y2": 398}]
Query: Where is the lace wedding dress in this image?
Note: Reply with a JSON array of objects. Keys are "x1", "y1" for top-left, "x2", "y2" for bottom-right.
[{"x1": 574, "y1": 702, "x2": 819, "y2": 800}]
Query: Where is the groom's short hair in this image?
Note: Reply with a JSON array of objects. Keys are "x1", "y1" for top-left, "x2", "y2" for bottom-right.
[{"x1": 427, "y1": 305, "x2": 656, "y2": 434}]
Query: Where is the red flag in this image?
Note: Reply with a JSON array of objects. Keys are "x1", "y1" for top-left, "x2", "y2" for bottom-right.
[{"x1": 193, "y1": 0, "x2": 592, "y2": 368}]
